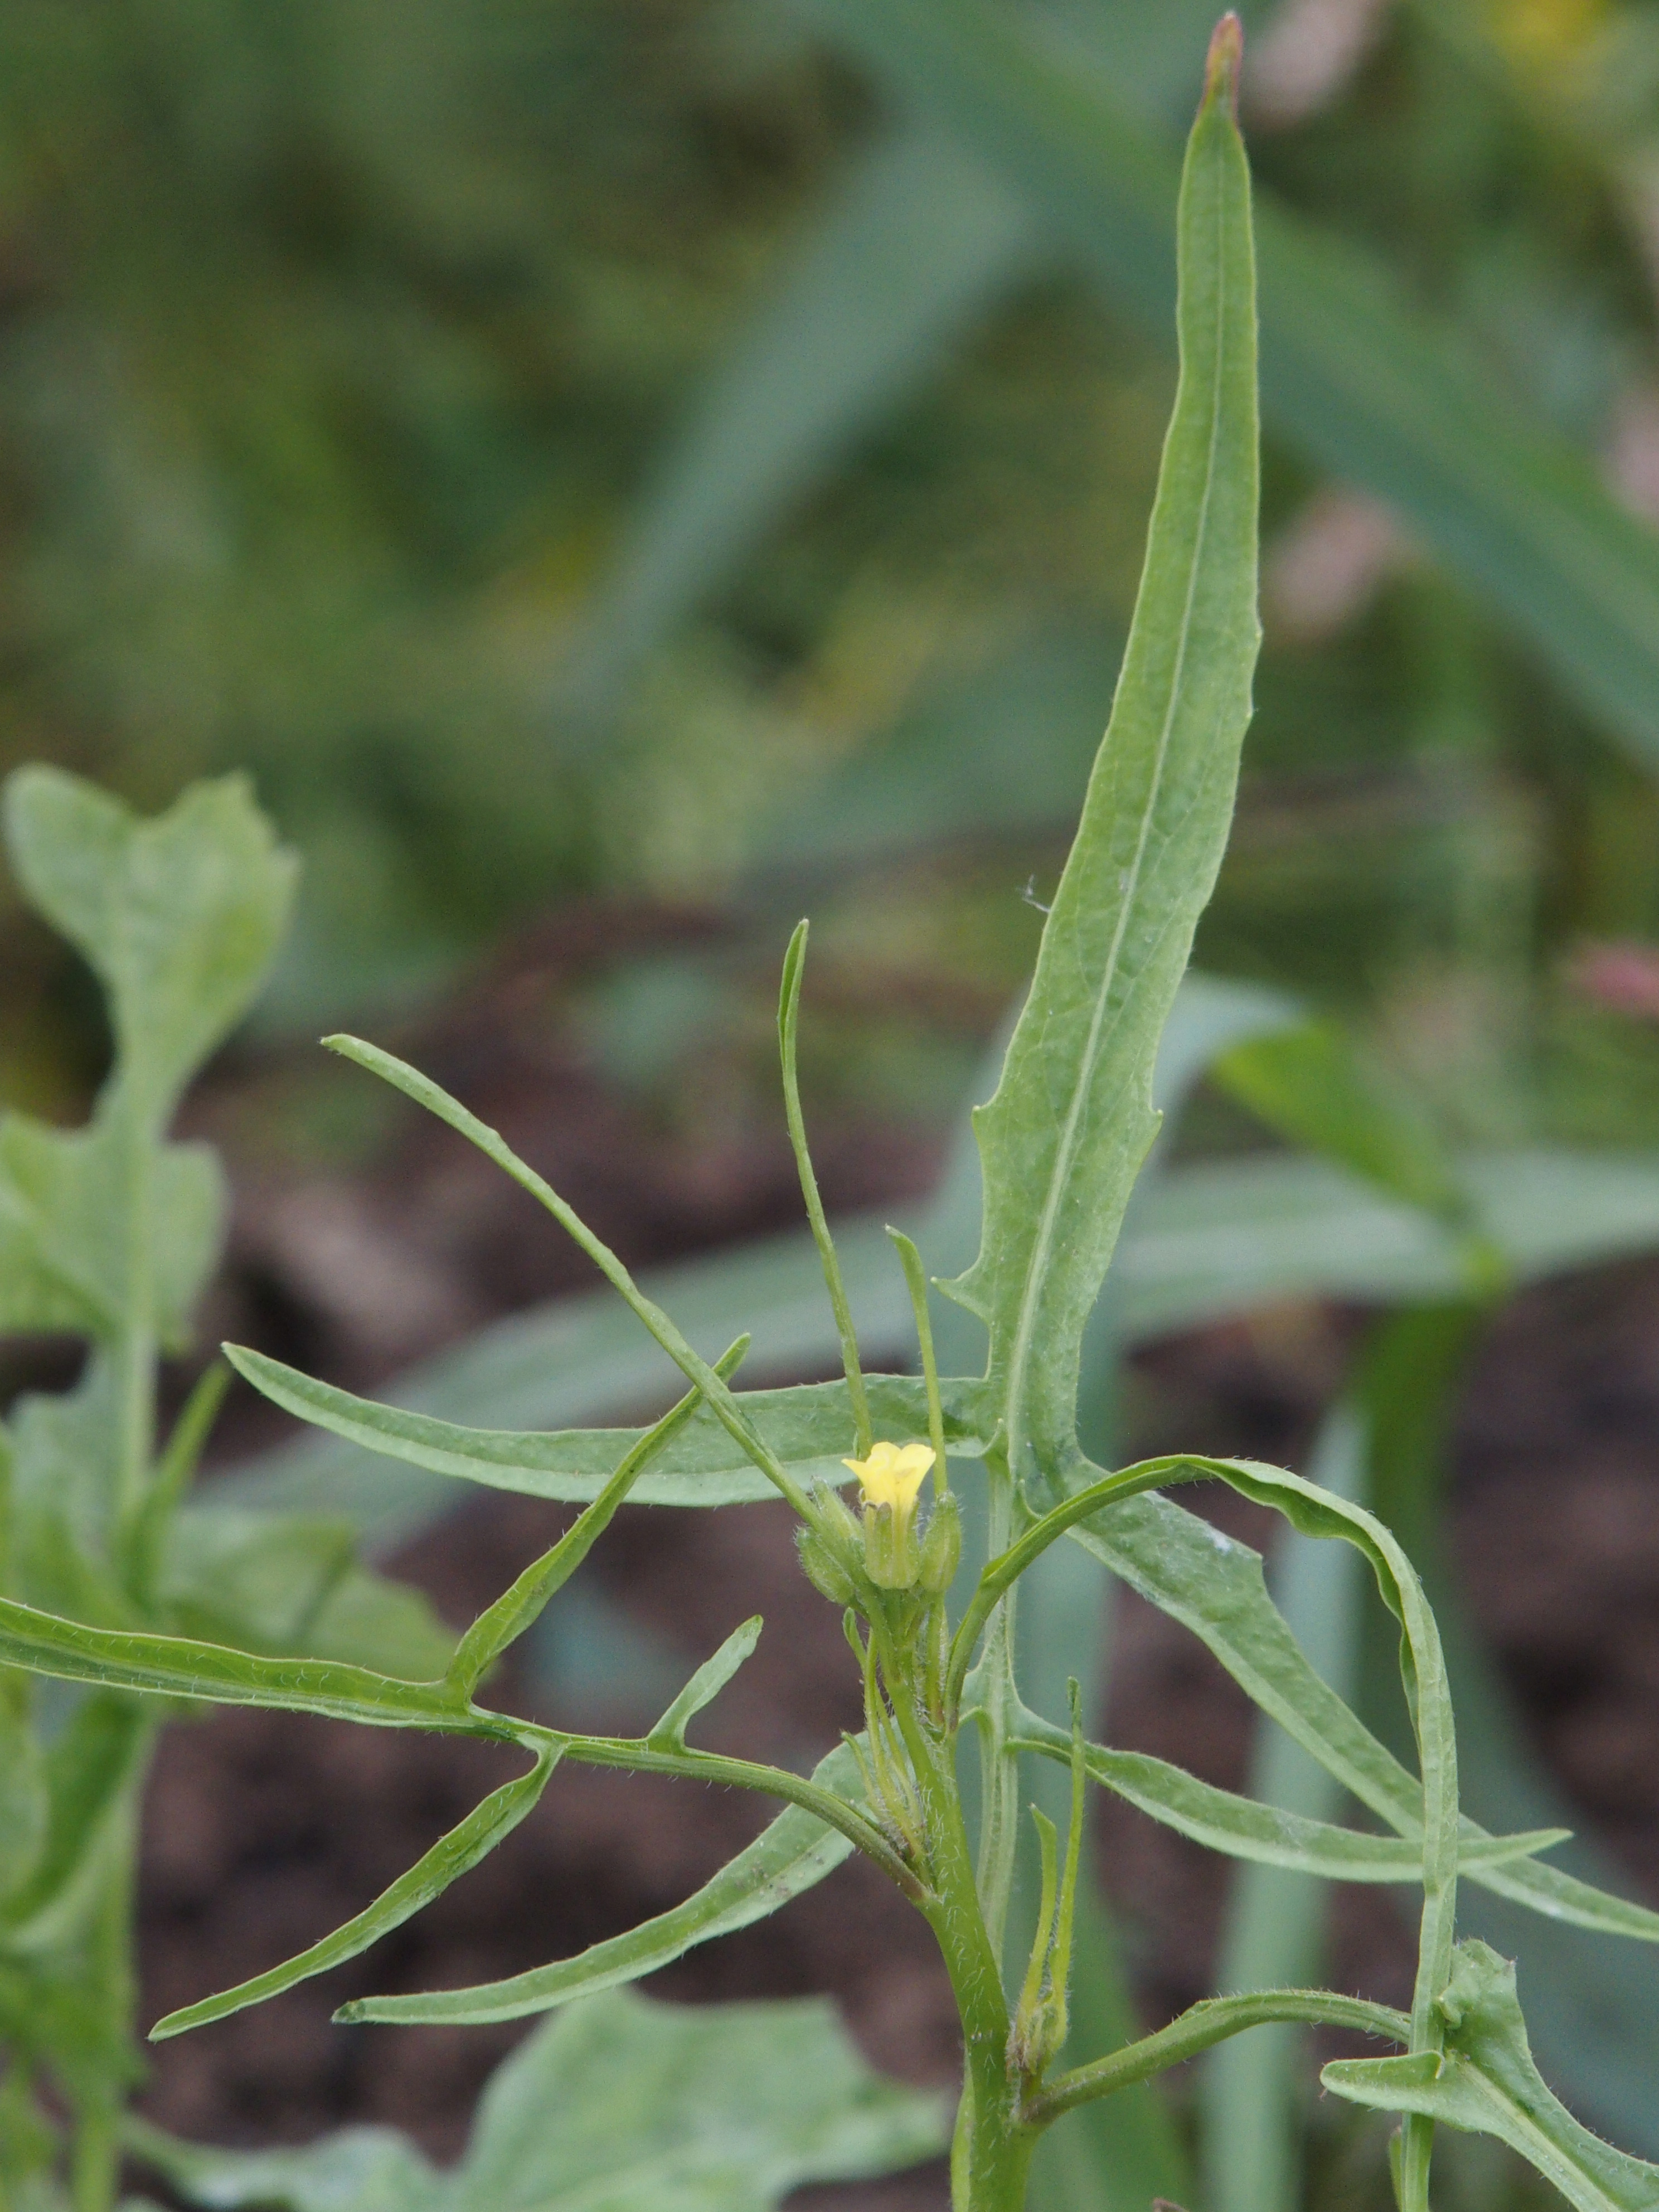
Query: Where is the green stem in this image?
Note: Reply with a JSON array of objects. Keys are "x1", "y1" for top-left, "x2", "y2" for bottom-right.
[
  {"x1": 70, "y1": 2099, "x2": 118, "y2": 2212},
  {"x1": 871, "y1": 1622, "x2": 1026, "y2": 2212},
  {"x1": 971, "y1": 1452, "x2": 1023, "y2": 1959},
  {"x1": 778, "y1": 922, "x2": 872, "y2": 1456},
  {"x1": 556, "y1": 1731, "x2": 928, "y2": 1899},
  {"x1": 1026, "y1": 1988, "x2": 1410, "y2": 2127}
]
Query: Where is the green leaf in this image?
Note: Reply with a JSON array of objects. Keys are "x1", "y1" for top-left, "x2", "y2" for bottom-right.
[
  {"x1": 0, "y1": 1696, "x2": 149, "y2": 1955},
  {"x1": 1212, "y1": 1020, "x2": 1466, "y2": 1223},
  {"x1": 447, "y1": 1338, "x2": 749, "y2": 1697},
  {"x1": 0, "y1": 1117, "x2": 221, "y2": 1351},
  {"x1": 127, "y1": 2116, "x2": 437, "y2": 2212},
  {"x1": 3, "y1": 770, "x2": 297, "y2": 1129},
  {"x1": 149, "y1": 1744, "x2": 559, "y2": 2039},
  {"x1": 338, "y1": 1741, "x2": 865, "y2": 2026},
  {"x1": 161, "y1": 1507, "x2": 454, "y2": 1680},
  {"x1": 799, "y1": 0, "x2": 1659, "y2": 775},
  {"x1": 215, "y1": 1214, "x2": 926, "y2": 1545},
  {"x1": 1069, "y1": 1490, "x2": 1659, "y2": 1942},
  {"x1": 0, "y1": 1591, "x2": 476, "y2": 1734},
  {"x1": 944, "y1": 50, "x2": 1260, "y2": 1497},
  {"x1": 0, "y1": 1689, "x2": 47, "y2": 1904},
  {"x1": 1115, "y1": 1147, "x2": 1659, "y2": 1344},
  {"x1": 296, "y1": 1566, "x2": 457, "y2": 1684},
  {"x1": 145, "y1": 1990, "x2": 949, "y2": 2210},
  {"x1": 223, "y1": 1347, "x2": 990, "y2": 1510},
  {"x1": 571, "y1": 119, "x2": 1040, "y2": 714},
  {"x1": 1323, "y1": 1940, "x2": 1659, "y2": 2211},
  {"x1": 647, "y1": 1617, "x2": 762, "y2": 1752},
  {"x1": 1012, "y1": 1713, "x2": 1562, "y2": 1884},
  {"x1": 7, "y1": 1363, "x2": 131, "y2": 1622},
  {"x1": 444, "y1": 1988, "x2": 946, "y2": 2211}
]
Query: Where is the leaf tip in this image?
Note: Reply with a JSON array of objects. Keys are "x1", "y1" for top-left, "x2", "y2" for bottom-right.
[{"x1": 1204, "y1": 13, "x2": 1244, "y2": 123}]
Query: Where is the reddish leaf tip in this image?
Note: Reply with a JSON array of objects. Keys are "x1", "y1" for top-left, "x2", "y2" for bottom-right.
[{"x1": 1204, "y1": 13, "x2": 1244, "y2": 122}]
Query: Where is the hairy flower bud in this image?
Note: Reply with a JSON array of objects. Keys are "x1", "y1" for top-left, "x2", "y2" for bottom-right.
[
  {"x1": 796, "y1": 1490, "x2": 862, "y2": 1603},
  {"x1": 918, "y1": 1492, "x2": 961, "y2": 1594},
  {"x1": 796, "y1": 1524, "x2": 855, "y2": 1604}
]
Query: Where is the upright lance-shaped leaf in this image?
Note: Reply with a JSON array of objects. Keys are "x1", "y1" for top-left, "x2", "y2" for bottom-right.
[{"x1": 944, "y1": 32, "x2": 1260, "y2": 1499}]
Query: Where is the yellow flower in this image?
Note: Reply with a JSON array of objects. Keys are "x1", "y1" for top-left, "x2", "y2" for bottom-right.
[
  {"x1": 843, "y1": 1440, "x2": 935, "y2": 1515},
  {"x1": 843, "y1": 1440, "x2": 936, "y2": 1590}
]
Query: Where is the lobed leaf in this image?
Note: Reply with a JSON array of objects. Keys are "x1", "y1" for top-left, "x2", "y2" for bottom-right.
[
  {"x1": 0, "y1": 1116, "x2": 222, "y2": 1352},
  {"x1": 1069, "y1": 1490, "x2": 1659, "y2": 1942},
  {"x1": 443, "y1": 1988, "x2": 947, "y2": 2211},
  {"x1": 944, "y1": 45, "x2": 1260, "y2": 1497},
  {"x1": 145, "y1": 1988, "x2": 947, "y2": 2211},
  {"x1": 1323, "y1": 1940, "x2": 1659, "y2": 2212},
  {"x1": 3, "y1": 769, "x2": 296, "y2": 1130}
]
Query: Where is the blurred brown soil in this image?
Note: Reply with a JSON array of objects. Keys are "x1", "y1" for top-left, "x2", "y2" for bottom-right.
[{"x1": 123, "y1": 914, "x2": 1659, "y2": 2205}]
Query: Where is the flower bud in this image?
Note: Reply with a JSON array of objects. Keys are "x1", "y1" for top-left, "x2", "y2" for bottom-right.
[
  {"x1": 796, "y1": 1525, "x2": 856, "y2": 1604},
  {"x1": 918, "y1": 1493, "x2": 961, "y2": 1594},
  {"x1": 796, "y1": 1491, "x2": 863, "y2": 1604}
]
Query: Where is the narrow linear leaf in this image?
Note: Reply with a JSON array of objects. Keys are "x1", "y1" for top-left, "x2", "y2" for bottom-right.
[
  {"x1": 448, "y1": 1337, "x2": 748, "y2": 1692},
  {"x1": 1012, "y1": 1719, "x2": 1563, "y2": 1884},
  {"x1": 800, "y1": 0, "x2": 1659, "y2": 774},
  {"x1": 0, "y1": 1592, "x2": 478, "y2": 1734},
  {"x1": 945, "y1": 47, "x2": 1260, "y2": 1496},
  {"x1": 338, "y1": 1741, "x2": 864, "y2": 2025},
  {"x1": 224, "y1": 1345, "x2": 989, "y2": 1510},
  {"x1": 150, "y1": 1744, "x2": 560, "y2": 2038},
  {"x1": 648, "y1": 1617, "x2": 763, "y2": 1752}
]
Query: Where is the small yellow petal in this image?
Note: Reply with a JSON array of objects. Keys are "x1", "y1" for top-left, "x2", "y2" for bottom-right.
[{"x1": 844, "y1": 1438, "x2": 934, "y2": 1514}]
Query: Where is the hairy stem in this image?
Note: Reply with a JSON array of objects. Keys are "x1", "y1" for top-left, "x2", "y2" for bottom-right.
[{"x1": 1026, "y1": 1988, "x2": 1410, "y2": 2128}]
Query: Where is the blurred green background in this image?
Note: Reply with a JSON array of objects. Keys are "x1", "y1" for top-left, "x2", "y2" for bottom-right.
[{"x1": 8, "y1": 0, "x2": 1659, "y2": 1165}]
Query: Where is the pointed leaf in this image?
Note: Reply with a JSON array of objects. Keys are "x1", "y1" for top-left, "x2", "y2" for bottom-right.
[
  {"x1": 339, "y1": 1742, "x2": 864, "y2": 2026},
  {"x1": 945, "y1": 54, "x2": 1260, "y2": 1496},
  {"x1": 150, "y1": 1745, "x2": 559, "y2": 2039},
  {"x1": 801, "y1": 0, "x2": 1659, "y2": 776},
  {"x1": 224, "y1": 1346, "x2": 989, "y2": 1509},
  {"x1": 0, "y1": 1591, "x2": 476, "y2": 1733},
  {"x1": 648, "y1": 1617, "x2": 762, "y2": 1752},
  {"x1": 1012, "y1": 1714, "x2": 1563, "y2": 1884}
]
